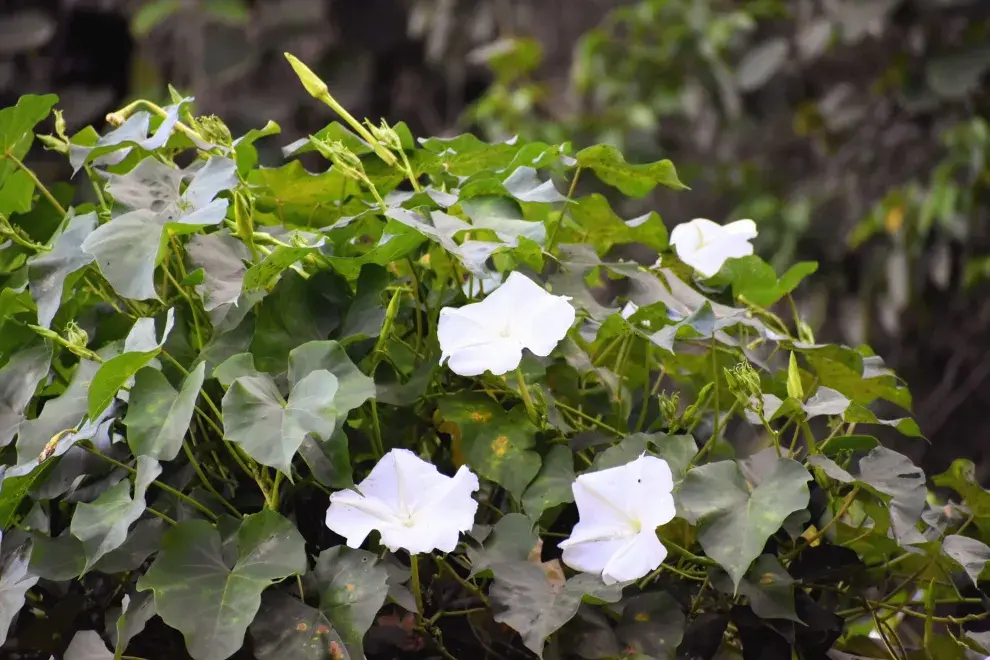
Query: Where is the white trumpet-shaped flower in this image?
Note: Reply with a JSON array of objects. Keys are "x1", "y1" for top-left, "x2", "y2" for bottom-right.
[
  {"x1": 559, "y1": 454, "x2": 675, "y2": 585},
  {"x1": 325, "y1": 448, "x2": 480, "y2": 554},
  {"x1": 438, "y1": 271, "x2": 575, "y2": 376},
  {"x1": 670, "y1": 218, "x2": 758, "y2": 278}
]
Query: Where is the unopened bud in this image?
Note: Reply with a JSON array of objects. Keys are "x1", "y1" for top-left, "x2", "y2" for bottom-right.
[
  {"x1": 313, "y1": 139, "x2": 365, "y2": 180},
  {"x1": 64, "y1": 321, "x2": 89, "y2": 349},
  {"x1": 194, "y1": 115, "x2": 232, "y2": 147},
  {"x1": 284, "y1": 53, "x2": 330, "y2": 101},
  {"x1": 54, "y1": 109, "x2": 68, "y2": 141},
  {"x1": 657, "y1": 391, "x2": 680, "y2": 425},
  {"x1": 37, "y1": 134, "x2": 68, "y2": 155},
  {"x1": 681, "y1": 382, "x2": 713, "y2": 428},
  {"x1": 724, "y1": 362, "x2": 764, "y2": 415},
  {"x1": 367, "y1": 119, "x2": 403, "y2": 152}
]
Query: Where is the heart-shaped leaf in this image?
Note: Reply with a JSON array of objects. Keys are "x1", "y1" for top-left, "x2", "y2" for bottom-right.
[
  {"x1": 26, "y1": 210, "x2": 97, "y2": 328},
  {"x1": 125, "y1": 362, "x2": 205, "y2": 460},
  {"x1": 309, "y1": 546, "x2": 388, "y2": 660},
  {"x1": 138, "y1": 510, "x2": 306, "y2": 660},
  {"x1": 81, "y1": 210, "x2": 166, "y2": 300},
  {"x1": 70, "y1": 455, "x2": 161, "y2": 571},
  {"x1": 250, "y1": 590, "x2": 349, "y2": 660},
  {"x1": 678, "y1": 450, "x2": 812, "y2": 590},
  {"x1": 0, "y1": 93, "x2": 58, "y2": 187},
  {"x1": 222, "y1": 370, "x2": 338, "y2": 475}
]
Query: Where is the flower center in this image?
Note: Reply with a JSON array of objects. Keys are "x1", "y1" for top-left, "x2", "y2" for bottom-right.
[{"x1": 498, "y1": 325, "x2": 512, "y2": 338}]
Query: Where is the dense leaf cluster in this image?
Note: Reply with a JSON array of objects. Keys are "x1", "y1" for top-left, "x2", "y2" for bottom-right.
[{"x1": 0, "y1": 55, "x2": 986, "y2": 660}]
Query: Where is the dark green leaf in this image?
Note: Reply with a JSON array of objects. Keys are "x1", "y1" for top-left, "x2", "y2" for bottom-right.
[
  {"x1": 125, "y1": 362, "x2": 205, "y2": 460},
  {"x1": 522, "y1": 445, "x2": 575, "y2": 519},
  {"x1": 250, "y1": 590, "x2": 349, "y2": 660},
  {"x1": 222, "y1": 371, "x2": 338, "y2": 475},
  {"x1": 234, "y1": 120, "x2": 281, "y2": 174},
  {"x1": 819, "y1": 434, "x2": 879, "y2": 457},
  {"x1": 16, "y1": 358, "x2": 98, "y2": 465},
  {"x1": 711, "y1": 555, "x2": 800, "y2": 622},
  {"x1": 27, "y1": 210, "x2": 97, "y2": 328},
  {"x1": 138, "y1": 510, "x2": 307, "y2": 660},
  {"x1": 339, "y1": 265, "x2": 386, "y2": 342},
  {"x1": 113, "y1": 591, "x2": 157, "y2": 658},
  {"x1": 0, "y1": 341, "x2": 51, "y2": 447},
  {"x1": 310, "y1": 546, "x2": 388, "y2": 660},
  {"x1": 574, "y1": 145, "x2": 686, "y2": 198},
  {"x1": 468, "y1": 513, "x2": 538, "y2": 577},
  {"x1": 81, "y1": 210, "x2": 164, "y2": 300},
  {"x1": 0, "y1": 461, "x2": 54, "y2": 529},
  {"x1": 438, "y1": 394, "x2": 541, "y2": 501},
  {"x1": 0, "y1": 540, "x2": 38, "y2": 645},
  {"x1": 942, "y1": 535, "x2": 990, "y2": 586},
  {"x1": 616, "y1": 592, "x2": 685, "y2": 660},
  {"x1": 70, "y1": 455, "x2": 161, "y2": 572},
  {"x1": 678, "y1": 450, "x2": 812, "y2": 590},
  {"x1": 808, "y1": 447, "x2": 925, "y2": 545},
  {"x1": 88, "y1": 309, "x2": 175, "y2": 418},
  {"x1": 564, "y1": 194, "x2": 669, "y2": 255},
  {"x1": 287, "y1": 341, "x2": 375, "y2": 414},
  {"x1": 490, "y1": 564, "x2": 624, "y2": 657},
  {"x1": 185, "y1": 230, "x2": 249, "y2": 326}
]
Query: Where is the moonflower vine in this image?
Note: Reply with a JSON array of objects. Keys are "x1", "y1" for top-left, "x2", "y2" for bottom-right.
[
  {"x1": 324, "y1": 448, "x2": 480, "y2": 554},
  {"x1": 669, "y1": 217, "x2": 758, "y2": 278},
  {"x1": 437, "y1": 271, "x2": 575, "y2": 376},
  {"x1": 558, "y1": 453, "x2": 676, "y2": 584}
]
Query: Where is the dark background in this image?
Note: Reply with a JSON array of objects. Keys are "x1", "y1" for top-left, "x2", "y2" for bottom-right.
[{"x1": 3, "y1": 0, "x2": 990, "y2": 480}]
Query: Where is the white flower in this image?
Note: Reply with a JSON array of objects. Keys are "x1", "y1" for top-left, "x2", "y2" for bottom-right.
[
  {"x1": 669, "y1": 218, "x2": 758, "y2": 278},
  {"x1": 438, "y1": 272, "x2": 575, "y2": 376},
  {"x1": 558, "y1": 454, "x2": 675, "y2": 584},
  {"x1": 325, "y1": 448, "x2": 480, "y2": 554}
]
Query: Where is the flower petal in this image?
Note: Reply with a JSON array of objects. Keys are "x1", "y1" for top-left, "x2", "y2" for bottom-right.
[
  {"x1": 408, "y1": 465, "x2": 480, "y2": 553},
  {"x1": 325, "y1": 489, "x2": 398, "y2": 548},
  {"x1": 477, "y1": 271, "x2": 540, "y2": 320},
  {"x1": 669, "y1": 218, "x2": 724, "y2": 253},
  {"x1": 438, "y1": 307, "x2": 499, "y2": 358},
  {"x1": 445, "y1": 337, "x2": 523, "y2": 376},
  {"x1": 723, "y1": 218, "x2": 757, "y2": 239},
  {"x1": 601, "y1": 529, "x2": 668, "y2": 584},
  {"x1": 512, "y1": 290, "x2": 575, "y2": 357},
  {"x1": 689, "y1": 236, "x2": 754, "y2": 277},
  {"x1": 559, "y1": 526, "x2": 634, "y2": 575},
  {"x1": 627, "y1": 456, "x2": 677, "y2": 529}
]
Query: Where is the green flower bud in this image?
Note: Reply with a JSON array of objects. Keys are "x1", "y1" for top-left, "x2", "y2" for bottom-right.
[
  {"x1": 37, "y1": 134, "x2": 68, "y2": 155},
  {"x1": 195, "y1": 115, "x2": 233, "y2": 147},
  {"x1": 284, "y1": 53, "x2": 330, "y2": 101},
  {"x1": 54, "y1": 109, "x2": 68, "y2": 140},
  {"x1": 657, "y1": 390, "x2": 680, "y2": 425},
  {"x1": 64, "y1": 321, "x2": 89, "y2": 349}
]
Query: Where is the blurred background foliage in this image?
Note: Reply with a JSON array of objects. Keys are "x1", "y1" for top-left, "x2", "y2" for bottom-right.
[{"x1": 2, "y1": 0, "x2": 989, "y2": 479}]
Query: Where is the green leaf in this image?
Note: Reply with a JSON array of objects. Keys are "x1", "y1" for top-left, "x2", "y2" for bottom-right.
[
  {"x1": 615, "y1": 592, "x2": 685, "y2": 659},
  {"x1": 70, "y1": 455, "x2": 161, "y2": 572},
  {"x1": 339, "y1": 265, "x2": 387, "y2": 342},
  {"x1": 113, "y1": 591, "x2": 157, "y2": 658},
  {"x1": 27, "y1": 210, "x2": 97, "y2": 328},
  {"x1": 942, "y1": 535, "x2": 990, "y2": 587},
  {"x1": 0, "y1": 168, "x2": 35, "y2": 214},
  {"x1": 81, "y1": 210, "x2": 165, "y2": 300},
  {"x1": 438, "y1": 394, "x2": 541, "y2": 501},
  {"x1": 490, "y1": 564, "x2": 624, "y2": 657},
  {"x1": 125, "y1": 362, "x2": 206, "y2": 460},
  {"x1": 786, "y1": 352, "x2": 804, "y2": 400},
  {"x1": 185, "y1": 230, "x2": 249, "y2": 326},
  {"x1": 819, "y1": 434, "x2": 879, "y2": 457},
  {"x1": 385, "y1": 208, "x2": 499, "y2": 277},
  {"x1": 711, "y1": 555, "x2": 801, "y2": 622},
  {"x1": 0, "y1": 461, "x2": 54, "y2": 528},
  {"x1": 0, "y1": 94, "x2": 58, "y2": 187},
  {"x1": 460, "y1": 194, "x2": 547, "y2": 245},
  {"x1": 718, "y1": 256, "x2": 818, "y2": 307},
  {"x1": 131, "y1": 0, "x2": 181, "y2": 36},
  {"x1": 88, "y1": 309, "x2": 175, "y2": 418},
  {"x1": 0, "y1": 341, "x2": 51, "y2": 447},
  {"x1": 310, "y1": 546, "x2": 388, "y2": 660},
  {"x1": 250, "y1": 271, "x2": 344, "y2": 371},
  {"x1": 288, "y1": 341, "x2": 375, "y2": 414},
  {"x1": 522, "y1": 445, "x2": 576, "y2": 519},
  {"x1": 325, "y1": 222, "x2": 426, "y2": 280},
  {"x1": 16, "y1": 358, "x2": 99, "y2": 465},
  {"x1": 250, "y1": 590, "x2": 349, "y2": 660},
  {"x1": 222, "y1": 371, "x2": 338, "y2": 475},
  {"x1": 678, "y1": 450, "x2": 812, "y2": 590},
  {"x1": 0, "y1": 540, "x2": 38, "y2": 645},
  {"x1": 298, "y1": 430, "x2": 353, "y2": 490},
  {"x1": 574, "y1": 144, "x2": 687, "y2": 198},
  {"x1": 138, "y1": 510, "x2": 307, "y2": 660},
  {"x1": 468, "y1": 513, "x2": 538, "y2": 577},
  {"x1": 213, "y1": 353, "x2": 261, "y2": 388},
  {"x1": 808, "y1": 447, "x2": 926, "y2": 545},
  {"x1": 933, "y1": 459, "x2": 990, "y2": 538},
  {"x1": 590, "y1": 432, "x2": 697, "y2": 482},
  {"x1": 563, "y1": 194, "x2": 669, "y2": 255},
  {"x1": 243, "y1": 245, "x2": 319, "y2": 292}
]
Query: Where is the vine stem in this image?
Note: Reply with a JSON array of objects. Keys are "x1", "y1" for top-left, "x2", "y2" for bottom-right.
[
  {"x1": 410, "y1": 554, "x2": 425, "y2": 621},
  {"x1": 80, "y1": 444, "x2": 219, "y2": 522},
  {"x1": 514, "y1": 367, "x2": 538, "y2": 424},
  {"x1": 7, "y1": 154, "x2": 67, "y2": 217},
  {"x1": 783, "y1": 486, "x2": 859, "y2": 560},
  {"x1": 545, "y1": 166, "x2": 581, "y2": 253}
]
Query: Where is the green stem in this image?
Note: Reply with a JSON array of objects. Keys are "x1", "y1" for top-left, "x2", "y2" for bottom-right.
[
  {"x1": 7, "y1": 154, "x2": 67, "y2": 217},
  {"x1": 438, "y1": 556, "x2": 489, "y2": 606},
  {"x1": 106, "y1": 100, "x2": 211, "y2": 148},
  {"x1": 369, "y1": 401, "x2": 385, "y2": 459},
  {"x1": 405, "y1": 258, "x2": 424, "y2": 352},
  {"x1": 182, "y1": 440, "x2": 241, "y2": 518},
  {"x1": 267, "y1": 471, "x2": 284, "y2": 510},
  {"x1": 80, "y1": 444, "x2": 219, "y2": 521},
  {"x1": 545, "y1": 166, "x2": 581, "y2": 253},
  {"x1": 514, "y1": 367, "x2": 538, "y2": 424},
  {"x1": 552, "y1": 400, "x2": 623, "y2": 436},
  {"x1": 146, "y1": 507, "x2": 177, "y2": 526},
  {"x1": 410, "y1": 554, "x2": 425, "y2": 620},
  {"x1": 783, "y1": 486, "x2": 859, "y2": 560}
]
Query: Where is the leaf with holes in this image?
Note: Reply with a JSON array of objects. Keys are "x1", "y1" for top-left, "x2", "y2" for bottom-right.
[{"x1": 309, "y1": 546, "x2": 388, "y2": 660}]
